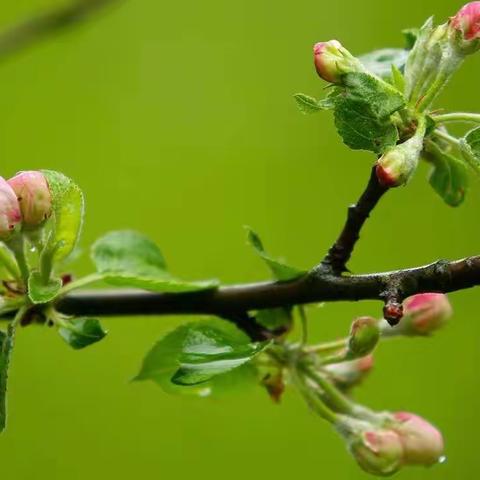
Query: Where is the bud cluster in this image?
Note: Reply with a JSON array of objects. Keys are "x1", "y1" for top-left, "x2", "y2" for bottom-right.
[{"x1": 0, "y1": 171, "x2": 52, "y2": 240}]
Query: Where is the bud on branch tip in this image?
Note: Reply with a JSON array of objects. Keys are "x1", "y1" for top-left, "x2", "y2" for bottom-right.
[{"x1": 0, "y1": 177, "x2": 21, "y2": 240}]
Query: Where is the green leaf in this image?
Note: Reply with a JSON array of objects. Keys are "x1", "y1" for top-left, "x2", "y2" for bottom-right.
[
  {"x1": 0, "y1": 323, "x2": 16, "y2": 432},
  {"x1": 358, "y1": 48, "x2": 408, "y2": 79},
  {"x1": 134, "y1": 319, "x2": 262, "y2": 395},
  {"x1": 460, "y1": 127, "x2": 480, "y2": 175},
  {"x1": 171, "y1": 321, "x2": 269, "y2": 386},
  {"x1": 390, "y1": 64, "x2": 405, "y2": 93},
  {"x1": 42, "y1": 170, "x2": 84, "y2": 263},
  {"x1": 293, "y1": 93, "x2": 334, "y2": 114},
  {"x1": 402, "y1": 28, "x2": 419, "y2": 50},
  {"x1": 58, "y1": 317, "x2": 107, "y2": 350},
  {"x1": 245, "y1": 227, "x2": 304, "y2": 281},
  {"x1": 91, "y1": 230, "x2": 218, "y2": 293},
  {"x1": 27, "y1": 271, "x2": 62, "y2": 304},
  {"x1": 333, "y1": 72, "x2": 405, "y2": 154},
  {"x1": 428, "y1": 148, "x2": 469, "y2": 207}
]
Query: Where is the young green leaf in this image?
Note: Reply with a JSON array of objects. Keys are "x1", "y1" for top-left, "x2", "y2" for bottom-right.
[
  {"x1": 58, "y1": 317, "x2": 107, "y2": 350},
  {"x1": 428, "y1": 147, "x2": 469, "y2": 207},
  {"x1": 293, "y1": 93, "x2": 335, "y2": 114},
  {"x1": 333, "y1": 72, "x2": 405, "y2": 154},
  {"x1": 402, "y1": 28, "x2": 419, "y2": 50},
  {"x1": 246, "y1": 227, "x2": 304, "y2": 281},
  {"x1": 91, "y1": 230, "x2": 218, "y2": 292},
  {"x1": 41, "y1": 170, "x2": 84, "y2": 263},
  {"x1": 358, "y1": 48, "x2": 408, "y2": 80},
  {"x1": 460, "y1": 127, "x2": 480, "y2": 175},
  {"x1": 390, "y1": 64, "x2": 406, "y2": 93},
  {"x1": 134, "y1": 319, "x2": 262, "y2": 395},
  {"x1": 171, "y1": 321, "x2": 269, "y2": 386},
  {"x1": 28, "y1": 271, "x2": 62, "y2": 304}
]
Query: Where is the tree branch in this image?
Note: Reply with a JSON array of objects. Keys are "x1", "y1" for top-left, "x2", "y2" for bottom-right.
[
  {"x1": 56, "y1": 256, "x2": 480, "y2": 318},
  {"x1": 318, "y1": 166, "x2": 389, "y2": 274},
  {"x1": 0, "y1": 0, "x2": 122, "y2": 60}
]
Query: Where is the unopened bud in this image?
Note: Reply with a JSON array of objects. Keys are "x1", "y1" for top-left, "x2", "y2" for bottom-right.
[
  {"x1": 0, "y1": 177, "x2": 21, "y2": 240},
  {"x1": 383, "y1": 293, "x2": 452, "y2": 336},
  {"x1": 340, "y1": 418, "x2": 404, "y2": 476},
  {"x1": 313, "y1": 40, "x2": 364, "y2": 84},
  {"x1": 347, "y1": 317, "x2": 380, "y2": 359},
  {"x1": 450, "y1": 2, "x2": 480, "y2": 53},
  {"x1": 8, "y1": 171, "x2": 52, "y2": 228},
  {"x1": 391, "y1": 412, "x2": 444, "y2": 466},
  {"x1": 324, "y1": 355, "x2": 374, "y2": 391},
  {"x1": 376, "y1": 119, "x2": 426, "y2": 188}
]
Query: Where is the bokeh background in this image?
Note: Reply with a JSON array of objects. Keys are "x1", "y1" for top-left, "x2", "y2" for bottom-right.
[{"x1": 0, "y1": 0, "x2": 478, "y2": 478}]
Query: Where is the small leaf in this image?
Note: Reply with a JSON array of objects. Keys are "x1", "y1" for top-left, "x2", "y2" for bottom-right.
[
  {"x1": 333, "y1": 72, "x2": 405, "y2": 154},
  {"x1": 58, "y1": 317, "x2": 107, "y2": 350},
  {"x1": 358, "y1": 48, "x2": 408, "y2": 79},
  {"x1": 293, "y1": 93, "x2": 334, "y2": 114},
  {"x1": 134, "y1": 319, "x2": 263, "y2": 395},
  {"x1": 428, "y1": 147, "x2": 469, "y2": 207},
  {"x1": 460, "y1": 127, "x2": 480, "y2": 175},
  {"x1": 246, "y1": 227, "x2": 304, "y2": 281},
  {"x1": 390, "y1": 64, "x2": 405, "y2": 93},
  {"x1": 0, "y1": 323, "x2": 16, "y2": 432},
  {"x1": 28, "y1": 271, "x2": 62, "y2": 304},
  {"x1": 91, "y1": 230, "x2": 218, "y2": 293},
  {"x1": 42, "y1": 170, "x2": 85, "y2": 263}
]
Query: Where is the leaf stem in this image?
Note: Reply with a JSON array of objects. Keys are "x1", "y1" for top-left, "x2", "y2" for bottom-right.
[
  {"x1": 303, "y1": 338, "x2": 347, "y2": 355},
  {"x1": 6, "y1": 237, "x2": 29, "y2": 285},
  {"x1": 57, "y1": 272, "x2": 104, "y2": 297},
  {"x1": 0, "y1": 244, "x2": 21, "y2": 281},
  {"x1": 433, "y1": 112, "x2": 480, "y2": 124},
  {"x1": 433, "y1": 129, "x2": 461, "y2": 147}
]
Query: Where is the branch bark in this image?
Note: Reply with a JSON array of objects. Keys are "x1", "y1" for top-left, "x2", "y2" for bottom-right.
[
  {"x1": 319, "y1": 166, "x2": 389, "y2": 274},
  {"x1": 56, "y1": 256, "x2": 480, "y2": 317},
  {"x1": 0, "y1": 0, "x2": 122, "y2": 60}
]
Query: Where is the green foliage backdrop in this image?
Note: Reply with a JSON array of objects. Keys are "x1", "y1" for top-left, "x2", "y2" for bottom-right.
[{"x1": 0, "y1": 0, "x2": 478, "y2": 478}]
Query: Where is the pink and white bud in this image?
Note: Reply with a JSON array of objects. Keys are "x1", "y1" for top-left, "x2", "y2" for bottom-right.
[
  {"x1": 391, "y1": 412, "x2": 444, "y2": 466},
  {"x1": 348, "y1": 428, "x2": 404, "y2": 476},
  {"x1": 313, "y1": 40, "x2": 364, "y2": 84},
  {"x1": 347, "y1": 317, "x2": 380, "y2": 359},
  {"x1": 450, "y1": 2, "x2": 480, "y2": 41},
  {"x1": 0, "y1": 177, "x2": 21, "y2": 239},
  {"x1": 324, "y1": 355, "x2": 374, "y2": 391},
  {"x1": 7, "y1": 171, "x2": 52, "y2": 228}
]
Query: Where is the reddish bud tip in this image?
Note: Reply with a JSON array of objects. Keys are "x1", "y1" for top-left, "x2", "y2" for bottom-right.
[
  {"x1": 451, "y1": 2, "x2": 480, "y2": 41},
  {"x1": 313, "y1": 40, "x2": 344, "y2": 83},
  {"x1": 383, "y1": 302, "x2": 403, "y2": 326}
]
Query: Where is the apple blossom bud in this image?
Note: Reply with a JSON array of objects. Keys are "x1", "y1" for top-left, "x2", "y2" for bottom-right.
[
  {"x1": 391, "y1": 412, "x2": 444, "y2": 466},
  {"x1": 381, "y1": 293, "x2": 452, "y2": 336},
  {"x1": 450, "y1": 2, "x2": 480, "y2": 51},
  {"x1": 0, "y1": 177, "x2": 21, "y2": 239},
  {"x1": 376, "y1": 120, "x2": 426, "y2": 188},
  {"x1": 324, "y1": 355, "x2": 374, "y2": 391},
  {"x1": 313, "y1": 40, "x2": 364, "y2": 84},
  {"x1": 7, "y1": 171, "x2": 52, "y2": 228},
  {"x1": 347, "y1": 317, "x2": 380, "y2": 359},
  {"x1": 347, "y1": 426, "x2": 404, "y2": 476}
]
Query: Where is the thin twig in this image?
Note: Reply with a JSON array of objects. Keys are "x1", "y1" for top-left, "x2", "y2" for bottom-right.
[
  {"x1": 0, "y1": 0, "x2": 122, "y2": 60},
  {"x1": 318, "y1": 166, "x2": 389, "y2": 274}
]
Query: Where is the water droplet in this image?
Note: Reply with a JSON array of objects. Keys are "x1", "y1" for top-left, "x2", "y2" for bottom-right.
[
  {"x1": 438, "y1": 455, "x2": 447, "y2": 464},
  {"x1": 30, "y1": 246, "x2": 36, "y2": 253}
]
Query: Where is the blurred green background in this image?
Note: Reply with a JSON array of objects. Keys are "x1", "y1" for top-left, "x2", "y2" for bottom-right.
[{"x1": 0, "y1": 0, "x2": 478, "y2": 478}]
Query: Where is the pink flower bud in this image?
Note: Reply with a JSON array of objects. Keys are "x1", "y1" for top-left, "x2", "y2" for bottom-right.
[
  {"x1": 324, "y1": 355, "x2": 374, "y2": 390},
  {"x1": 349, "y1": 428, "x2": 404, "y2": 476},
  {"x1": 451, "y1": 2, "x2": 480, "y2": 41},
  {"x1": 0, "y1": 177, "x2": 21, "y2": 239},
  {"x1": 347, "y1": 317, "x2": 380, "y2": 358},
  {"x1": 313, "y1": 40, "x2": 364, "y2": 84},
  {"x1": 392, "y1": 412, "x2": 444, "y2": 466},
  {"x1": 7, "y1": 171, "x2": 52, "y2": 228},
  {"x1": 402, "y1": 293, "x2": 452, "y2": 335}
]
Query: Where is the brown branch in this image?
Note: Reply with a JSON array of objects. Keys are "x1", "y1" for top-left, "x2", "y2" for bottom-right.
[
  {"x1": 318, "y1": 166, "x2": 389, "y2": 274},
  {"x1": 0, "y1": 0, "x2": 122, "y2": 60},
  {"x1": 56, "y1": 256, "x2": 480, "y2": 318}
]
